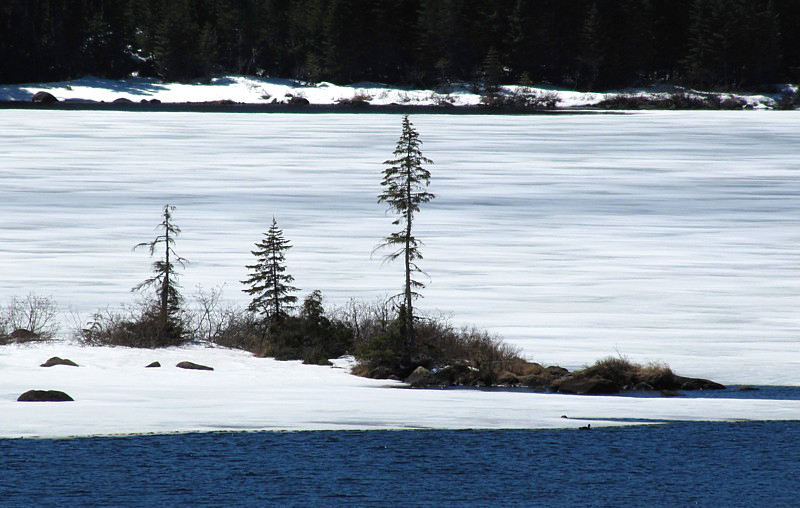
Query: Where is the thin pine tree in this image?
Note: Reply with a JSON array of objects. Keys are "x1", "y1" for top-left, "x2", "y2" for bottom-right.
[
  {"x1": 242, "y1": 217, "x2": 298, "y2": 322},
  {"x1": 375, "y1": 114, "x2": 435, "y2": 351},
  {"x1": 132, "y1": 204, "x2": 187, "y2": 342}
]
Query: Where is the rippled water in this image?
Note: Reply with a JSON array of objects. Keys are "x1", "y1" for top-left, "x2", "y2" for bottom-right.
[{"x1": 1, "y1": 422, "x2": 797, "y2": 507}]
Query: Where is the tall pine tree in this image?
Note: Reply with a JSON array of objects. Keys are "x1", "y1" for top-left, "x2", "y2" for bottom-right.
[
  {"x1": 132, "y1": 204, "x2": 187, "y2": 342},
  {"x1": 376, "y1": 115, "x2": 435, "y2": 351},
  {"x1": 242, "y1": 217, "x2": 298, "y2": 321}
]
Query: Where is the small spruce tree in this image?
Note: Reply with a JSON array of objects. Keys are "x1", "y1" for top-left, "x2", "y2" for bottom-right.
[
  {"x1": 376, "y1": 115, "x2": 435, "y2": 351},
  {"x1": 132, "y1": 204, "x2": 187, "y2": 342},
  {"x1": 242, "y1": 217, "x2": 298, "y2": 322}
]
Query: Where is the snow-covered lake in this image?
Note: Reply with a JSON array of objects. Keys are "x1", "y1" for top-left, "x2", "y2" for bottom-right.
[{"x1": 2, "y1": 110, "x2": 799, "y2": 386}]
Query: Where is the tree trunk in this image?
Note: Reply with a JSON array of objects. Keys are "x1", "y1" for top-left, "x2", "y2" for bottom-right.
[
  {"x1": 404, "y1": 166, "x2": 415, "y2": 351},
  {"x1": 162, "y1": 217, "x2": 170, "y2": 335}
]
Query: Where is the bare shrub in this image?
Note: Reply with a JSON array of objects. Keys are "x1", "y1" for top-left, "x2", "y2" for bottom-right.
[
  {"x1": 480, "y1": 89, "x2": 560, "y2": 109},
  {"x1": 581, "y1": 355, "x2": 639, "y2": 387},
  {"x1": 337, "y1": 91, "x2": 372, "y2": 106},
  {"x1": 182, "y1": 285, "x2": 265, "y2": 352},
  {"x1": 0, "y1": 294, "x2": 58, "y2": 343},
  {"x1": 331, "y1": 296, "x2": 394, "y2": 350},
  {"x1": 573, "y1": 355, "x2": 677, "y2": 390},
  {"x1": 74, "y1": 298, "x2": 186, "y2": 348}
]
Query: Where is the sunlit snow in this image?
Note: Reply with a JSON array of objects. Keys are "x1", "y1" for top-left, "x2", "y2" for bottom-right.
[{"x1": 0, "y1": 75, "x2": 781, "y2": 108}]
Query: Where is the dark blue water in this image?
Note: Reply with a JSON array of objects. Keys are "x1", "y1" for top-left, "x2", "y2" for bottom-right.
[{"x1": 1, "y1": 421, "x2": 798, "y2": 507}]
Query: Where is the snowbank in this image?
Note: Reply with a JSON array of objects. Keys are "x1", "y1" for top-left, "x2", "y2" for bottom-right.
[
  {"x1": 0, "y1": 75, "x2": 785, "y2": 109},
  {"x1": 3, "y1": 342, "x2": 799, "y2": 439}
]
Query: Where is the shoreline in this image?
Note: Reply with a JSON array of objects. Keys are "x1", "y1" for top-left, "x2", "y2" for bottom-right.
[{"x1": 0, "y1": 100, "x2": 620, "y2": 115}]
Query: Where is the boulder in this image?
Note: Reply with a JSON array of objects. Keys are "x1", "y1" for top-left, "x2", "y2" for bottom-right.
[
  {"x1": 40, "y1": 357, "x2": 79, "y2": 367},
  {"x1": 32, "y1": 91, "x2": 58, "y2": 103},
  {"x1": 515, "y1": 361, "x2": 545, "y2": 377},
  {"x1": 18, "y1": 390, "x2": 73, "y2": 402},
  {"x1": 433, "y1": 364, "x2": 476, "y2": 386},
  {"x1": 496, "y1": 371, "x2": 520, "y2": 386},
  {"x1": 287, "y1": 96, "x2": 310, "y2": 105},
  {"x1": 676, "y1": 376, "x2": 725, "y2": 390},
  {"x1": 405, "y1": 366, "x2": 435, "y2": 388},
  {"x1": 642, "y1": 370, "x2": 680, "y2": 390},
  {"x1": 545, "y1": 366, "x2": 570, "y2": 379},
  {"x1": 520, "y1": 374, "x2": 551, "y2": 391},
  {"x1": 145, "y1": 361, "x2": 161, "y2": 368},
  {"x1": 176, "y1": 361, "x2": 214, "y2": 371},
  {"x1": 555, "y1": 376, "x2": 619, "y2": 395}
]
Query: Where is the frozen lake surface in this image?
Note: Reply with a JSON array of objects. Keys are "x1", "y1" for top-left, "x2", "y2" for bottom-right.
[{"x1": 1, "y1": 110, "x2": 799, "y2": 385}]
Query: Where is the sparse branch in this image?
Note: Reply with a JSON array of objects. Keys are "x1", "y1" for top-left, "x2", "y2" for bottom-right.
[{"x1": 376, "y1": 115, "x2": 435, "y2": 351}]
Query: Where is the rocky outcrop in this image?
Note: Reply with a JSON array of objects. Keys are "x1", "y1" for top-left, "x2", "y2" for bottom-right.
[
  {"x1": 554, "y1": 376, "x2": 620, "y2": 395},
  {"x1": 145, "y1": 361, "x2": 161, "y2": 368},
  {"x1": 405, "y1": 366, "x2": 435, "y2": 387},
  {"x1": 545, "y1": 366, "x2": 569, "y2": 379},
  {"x1": 675, "y1": 376, "x2": 725, "y2": 390},
  {"x1": 519, "y1": 374, "x2": 551, "y2": 391},
  {"x1": 496, "y1": 371, "x2": 520, "y2": 386},
  {"x1": 176, "y1": 361, "x2": 214, "y2": 371},
  {"x1": 40, "y1": 357, "x2": 79, "y2": 367},
  {"x1": 433, "y1": 364, "x2": 478, "y2": 386},
  {"x1": 18, "y1": 390, "x2": 73, "y2": 402}
]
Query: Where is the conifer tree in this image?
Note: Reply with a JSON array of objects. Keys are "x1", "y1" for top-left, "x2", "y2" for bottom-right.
[
  {"x1": 242, "y1": 217, "x2": 298, "y2": 321},
  {"x1": 376, "y1": 115, "x2": 435, "y2": 351},
  {"x1": 132, "y1": 204, "x2": 187, "y2": 341}
]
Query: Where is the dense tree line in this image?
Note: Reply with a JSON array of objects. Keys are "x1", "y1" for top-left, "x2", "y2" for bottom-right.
[{"x1": 1, "y1": 0, "x2": 798, "y2": 89}]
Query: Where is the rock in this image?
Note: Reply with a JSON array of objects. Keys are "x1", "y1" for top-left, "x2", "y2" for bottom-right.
[
  {"x1": 738, "y1": 385, "x2": 759, "y2": 391},
  {"x1": 433, "y1": 364, "x2": 476, "y2": 386},
  {"x1": 632, "y1": 382, "x2": 654, "y2": 391},
  {"x1": 145, "y1": 361, "x2": 161, "y2": 368},
  {"x1": 496, "y1": 371, "x2": 520, "y2": 386},
  {"x1": 660, "y1": 390, "x2": 683, "y2": 397},
  {"x1": 113, "y1": 97, "x2": 133, "y2": 103},
  {"x1": 555, "y1": 376, "x2": 619, "y2": 395},
  {"x1": 520, "y1": 374, "x2": 551, "y2": 391},
  {"x1": 176, "y1": 361, "x2": 214, "y2": 371},
  {"x1": 516, "y1": 361, "x2": 545, "y2": 377},
  {"x1": 677, "y1": 376, "x2": 725, "y2": 390},
  {"x1": 287, "y1": 96, "x2": 310, "y2": 105},
  {"x1": 369, "y1": 366, "x2": 397, "y2": 379},
  {"x1": 405, "y1": 366, "x2": 435, "y2": 388},
  {"x1": 32, "y1": 91, "x2": 58, "y2": 103},
  {"x1": 545, "y1": 366, "x2": 570, "y2": 379},
  {"x1": 643, "y1": 370, "x2": 680, "y2": 390},
  {"x1": 40, "y1": 357, "x2": 79, "y2": 367},
  {"x1": 18, "y1": 390, "x2": 73, "y2": 402}
]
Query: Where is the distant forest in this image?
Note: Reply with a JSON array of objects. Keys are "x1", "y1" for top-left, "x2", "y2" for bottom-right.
[{"x1": 1, "y1": 0, "x2": 798, "y2": 90}]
